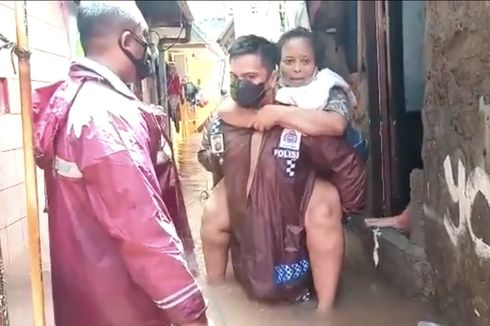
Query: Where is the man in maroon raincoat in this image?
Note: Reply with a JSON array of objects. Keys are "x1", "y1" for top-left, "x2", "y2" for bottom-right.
[{"x1": 32, "y1": 2, "x2": 209, "y2": 325}]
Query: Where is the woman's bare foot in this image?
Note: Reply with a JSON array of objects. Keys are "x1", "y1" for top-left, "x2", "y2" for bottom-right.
[{"x1": 364, "y1": 208, "x2": 410, "y2": 233}]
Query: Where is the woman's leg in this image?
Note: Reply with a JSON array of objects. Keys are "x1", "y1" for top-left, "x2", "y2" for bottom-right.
[
  {"x1": 200, "y1": 180, "x2": 231, "y2": 283},
  {"x1": 305, "y1": 178, "x2": 343, "y2": 313}
]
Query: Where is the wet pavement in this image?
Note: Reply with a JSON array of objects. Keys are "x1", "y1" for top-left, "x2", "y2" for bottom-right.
[{"x1": 177, "y1": 134, "x2": 446, "y2": 326}]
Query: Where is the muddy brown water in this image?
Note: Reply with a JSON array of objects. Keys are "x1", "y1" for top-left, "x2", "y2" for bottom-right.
[{"x1": 176, "y1": 135, "x2": 447, "y2": 326}]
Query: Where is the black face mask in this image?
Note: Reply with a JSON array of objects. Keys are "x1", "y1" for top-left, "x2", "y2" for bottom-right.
[
  {"x1": 230, "y1": 76, "x2": 267, "y2": 109},
  {"x1": 118, "y1": 33, "x2": 153, "y2": 81}
]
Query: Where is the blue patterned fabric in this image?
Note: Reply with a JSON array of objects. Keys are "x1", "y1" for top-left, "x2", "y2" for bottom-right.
[
  {"x1": 208, "y1": 117, "x2": 225, "y2": 158},
  {"x1": 210, "y1": 117, "x2": 222, "y2": 135},
  {"x1": 345, "y1": 123, "x2": 369, "y2": 162},
  {"x1": 274, "y1": 259, "x2": 310, "y2": 285}
]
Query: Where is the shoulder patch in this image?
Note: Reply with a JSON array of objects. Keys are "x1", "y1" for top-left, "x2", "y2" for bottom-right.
[
  {"x1": 278, "y1": 129, "x2": 302, "y2": 151},
  {"x1": 210, "y1": 117, "x2": 225, "y2": 154}
]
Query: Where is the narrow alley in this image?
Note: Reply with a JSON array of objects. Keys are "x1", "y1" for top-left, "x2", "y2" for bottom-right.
[
  {"x1": 4, "y1": 134, "x2": 446, "y2": 326},
  {"x1": 1, "y1": 1, "x2": 489, "y2": 325}
]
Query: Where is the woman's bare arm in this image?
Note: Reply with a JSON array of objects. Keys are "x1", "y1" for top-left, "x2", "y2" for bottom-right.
[
  {"x1": 216, "y1": 97, "x2": 257, "y2": 129},
  {"x1": 272, "y1": 86, "x2": 351, "y2": 136},
  {"x1": 275, "y1": 106, "x2": 347, "y2": 136}
]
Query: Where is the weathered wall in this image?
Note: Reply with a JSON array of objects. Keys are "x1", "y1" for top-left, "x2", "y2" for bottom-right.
[
  {"x1": 0, "y1": 1, "x2": 72, "y2": 324},
  {"x1": 0, "y1": 0, "x2": 72, "y2": 271},
  {"x1": 422, "y1": 1, "x2": 490, "y2": 325},
  {"x1": 0, "y1": 0, "x2": 72, "y2": 270}
]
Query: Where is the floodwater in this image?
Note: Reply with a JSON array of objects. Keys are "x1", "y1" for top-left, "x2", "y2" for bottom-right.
[
  {"x1": 3, "y1": 133, "x2": 447, "y2": 326},
  {"x1": 177, "y1": 134, "x2": 447, "y2": 326}
]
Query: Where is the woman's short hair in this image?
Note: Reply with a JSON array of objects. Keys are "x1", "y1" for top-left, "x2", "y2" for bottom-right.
[{"x1": 276, "y1": 27, "x2": 323, "y2": 68}]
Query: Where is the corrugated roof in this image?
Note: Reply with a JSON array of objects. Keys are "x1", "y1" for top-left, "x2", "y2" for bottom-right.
[
  {"x1": 217, "y1": 19, "x2": 235, "y2": 43},
  {"x1": 171, "y1": 24, "x2": 225, "y2": 59},
  {"x1": 189, "y1": 24, "x2": 208, "y2": 44},
  {"x1": 136, "y1": 1, "x2": 193, "y2": 27}
]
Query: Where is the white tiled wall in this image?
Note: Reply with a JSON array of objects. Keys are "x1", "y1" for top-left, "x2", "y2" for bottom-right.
[{"x1": 0, "y1": 1, "x2": 71, "y2": 269}]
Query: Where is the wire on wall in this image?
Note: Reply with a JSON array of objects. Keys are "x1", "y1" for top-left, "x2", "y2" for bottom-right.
[
  {"x1": 0, "y1": 32, "x2": 30, "y2": 74},
  {"x1": 161, "y1": 24, "x2": 186, "y2": 52}
]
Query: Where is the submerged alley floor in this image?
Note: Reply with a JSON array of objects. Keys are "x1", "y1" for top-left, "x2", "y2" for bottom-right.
[{"x1": 5, "y1": 134, "x2": 446, "y2": 326}]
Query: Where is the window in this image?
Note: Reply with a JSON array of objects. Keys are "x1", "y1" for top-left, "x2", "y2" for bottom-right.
[{"x1": 0, "y1": 78, "x2": 9, "y2": 114}]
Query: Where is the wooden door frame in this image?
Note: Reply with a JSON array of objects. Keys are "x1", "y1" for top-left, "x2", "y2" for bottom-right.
[
  {"x1": 362, "y1": 0, "x2": 397, "y2": 216},
  {"x1": 385, "y1": 1, "x2": 408, "y2": 212}
]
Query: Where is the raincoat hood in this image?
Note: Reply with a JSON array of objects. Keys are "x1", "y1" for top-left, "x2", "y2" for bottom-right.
[{"x1": 33, "y1": 58, "x2": 134, "y2": 170}]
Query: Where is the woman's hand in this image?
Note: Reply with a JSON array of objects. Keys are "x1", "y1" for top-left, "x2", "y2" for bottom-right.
[
  {"x1": 217, "y1": 98, "x2": 257, "y2": 128},
  {"x1": 253, "y1": 104, "x2": 286, "y2": 132}
]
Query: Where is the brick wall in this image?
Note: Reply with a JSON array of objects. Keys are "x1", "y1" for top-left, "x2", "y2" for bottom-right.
[{"x1": 0, "y1": 1, "x2": 72, "y2": 269}]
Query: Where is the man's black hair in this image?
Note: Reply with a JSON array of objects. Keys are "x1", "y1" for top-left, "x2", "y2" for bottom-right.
[
  {"x1": 228, "y1": 35, "x2": 278, "y2": 73},
  {"x1": 276, "y1": 27, "x2": 323, "y2": 68},
  {"x1": 77, "y1": 1, "x2": 141, "y2": 54}
]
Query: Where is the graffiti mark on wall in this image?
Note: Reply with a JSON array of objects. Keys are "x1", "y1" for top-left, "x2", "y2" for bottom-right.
[{"x1": 443, "y1": 156, "x2": 490, "y2": 259}]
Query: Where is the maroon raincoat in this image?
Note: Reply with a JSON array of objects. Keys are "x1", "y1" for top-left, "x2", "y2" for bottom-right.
[
  {"x1": 33, "y1": 58, "x2": 206, "y2": 326},
  {"x1": 203, "y1": 119, "x2": 366, "y2": 302}
]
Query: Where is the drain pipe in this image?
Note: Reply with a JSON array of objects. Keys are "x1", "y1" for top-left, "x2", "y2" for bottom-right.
[{"x1": 15, "y1": 1, "x2": 46, "y2": 326}]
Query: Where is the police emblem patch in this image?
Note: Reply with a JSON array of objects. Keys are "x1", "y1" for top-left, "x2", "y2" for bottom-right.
[
  {"x1": 210, "y1": 133, "x2": 225, "y2": 154},
  {"x1": 278, "y1": 129, "x2": 301, "y2": 151}
]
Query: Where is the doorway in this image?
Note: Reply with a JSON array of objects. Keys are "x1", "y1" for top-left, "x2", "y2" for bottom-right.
[{"x1": 362, "y1": 0, "x2": 425, "y2": 217}]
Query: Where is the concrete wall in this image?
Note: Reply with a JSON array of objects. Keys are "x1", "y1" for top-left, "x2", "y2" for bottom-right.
[
  {"x1": 0, "y1": 0, "x2": 71, "y2": 270},
  {"x1": 422, "y1": 1, "x2": 490, "y2": 325}
]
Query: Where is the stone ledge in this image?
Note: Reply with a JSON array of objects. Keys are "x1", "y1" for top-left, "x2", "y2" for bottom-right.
[{"x1": 347, "y1": 218, "x2": 435, "y2": 300}]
